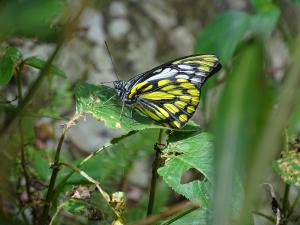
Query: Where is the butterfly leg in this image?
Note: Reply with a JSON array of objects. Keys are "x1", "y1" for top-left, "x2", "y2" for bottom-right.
[{"x1": 101, "y1": 94, "x2": 117, "y2": 106}]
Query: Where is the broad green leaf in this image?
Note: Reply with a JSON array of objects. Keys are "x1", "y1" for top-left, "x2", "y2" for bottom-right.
[
  {"x1": 195, "y1": 11, "x2": 251, "y2": 66},
  {"x1": 23, "y1": 56, "x2": 66, "y2": 78},
  {"x1": 273, "y1": 151, "x2": 300, "y2": 187},
  {"x1": 211, "y1": 39, "x2": 270, "y2": 225},
  {"x1": 158, "y1": 132, "x2": 213, "y2": 206},
  {"x1": 74, "y1": 82, "x2": 200, "y2": 132},
  {"x1": 0, "y1": 47, "x2": 22, "y2": 85}
]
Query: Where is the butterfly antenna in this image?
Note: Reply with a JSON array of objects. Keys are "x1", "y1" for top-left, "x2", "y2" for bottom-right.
[{"x1": 105, "y1": 41, "x2": 121, "y2": 81}]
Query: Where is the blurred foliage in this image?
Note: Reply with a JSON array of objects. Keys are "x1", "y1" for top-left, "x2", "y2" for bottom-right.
[
  {"x1": 1, "y1": 0, "x2": 300, "y2": 225},
  {"x1": 273, "y1": 150, "x2": 300, "y2": 187}
]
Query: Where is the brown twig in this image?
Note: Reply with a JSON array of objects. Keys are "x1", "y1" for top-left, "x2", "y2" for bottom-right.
[{"x1": 131, "y1": 201, "x2": 199, "y2": 225}]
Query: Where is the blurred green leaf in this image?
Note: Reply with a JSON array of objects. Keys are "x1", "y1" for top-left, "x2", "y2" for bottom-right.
[
  {"x1": 0, "y1": 47, "x2": 22, "y2": 85},
  {"x1": 63, "y1": 198, "x2": 101, "y2": 220},
  {"x1": 251, "y1": 0, "x2": 276, "y2": 11},
  {"x1": 27, "y1": 147, "x2": 51, "y2": 181},
  {"x1": 211, "y1": 39, "x2": 270, "y2": 225},
  {"x1": 0, "y1": 56, "x2": 14, "y2": 85},
  {"x1": 273, "y1": 151, "x2": 300, "y2": 187},
  {"x1": 63, "y1": 129, "x2": 159, "y2": 189},
  {"x1": 250, "y1": 4, "x2": 280, "y2": 39},
  {"x1": 158, "y1": 132, "x2": 213, "y2": 206},
  {"x1": 23, "y1": 56, "x2": 67, "y2": 78},
  {"x1": 74, "y1": 82, "x2": 200, "y2": 131},
  {"x1": 195, "y1": 11, "x2": 251, "y2": 65},
  {"x1": 0, "y1": 0, "x2": 65, "y2": 41},
  {"x1": 4, "y1": 47, "x2": 23, "y2": 61},
  {"x1": 291, "y1": 0, "x2": 300, "y2": 7}
]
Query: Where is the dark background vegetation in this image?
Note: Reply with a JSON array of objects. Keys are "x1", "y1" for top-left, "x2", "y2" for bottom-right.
[{"x1": 1, "y1": 0, "x2": 300, "y2": 225}]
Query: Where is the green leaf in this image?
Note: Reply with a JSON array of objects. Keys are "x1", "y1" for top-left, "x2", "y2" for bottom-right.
[
  {"x1": 158, "y1": 132, "x2": 213, "y2": 206},
  {"x1": 0, "y1": 56, "x2": 14, "y2": 85},
  {"x1": 195, "y1": 11, "x2": 251, "y2": 65},
  {"x1": 273, "y1": 151, "x2": 300, "y2": 187},
  {"x1": 23, "y1": 56, "x2": 67, "y2": 78},
  {"x1": 63, "y1": 198, "x2": 101, "y2": 220},
  {"x1": 27, "y1": 147, "x2": 51, "y2": 181},
  {"x1": 4, "y1": 47, "x2": 23, "y2": 61},
  {"x1": 64, "y1": 129, "x2": 159, "y2": 188},
  {"x1": 0, "y1": 47, "x2": 22, "y2": 85},
  {"x1": 0, "y1": 0, "x2": 65, "y2": 41},
  {"x1": 74, "y1": 82, "x2": 200, "y2": 132},
  {"x1": 250, "y1": 5, "x2": 280, "y2": 39},
  {"x1": 211, "y1": 39, "x2": 270, "y2": 225}
]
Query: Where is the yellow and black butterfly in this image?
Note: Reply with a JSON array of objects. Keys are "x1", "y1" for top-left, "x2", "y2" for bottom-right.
[{"x1": 113, "y1": 54, "x2": 221, "y2": 129}]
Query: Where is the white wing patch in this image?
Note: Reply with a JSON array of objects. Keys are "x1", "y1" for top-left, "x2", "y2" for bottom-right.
[{"x1": 146, "y1": 68, "x2": 178, "y2": 81}]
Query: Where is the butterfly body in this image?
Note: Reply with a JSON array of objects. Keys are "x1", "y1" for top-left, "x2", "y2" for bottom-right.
[{"x1": 113, "y1": 54, "x2": 221, "y2": 128}]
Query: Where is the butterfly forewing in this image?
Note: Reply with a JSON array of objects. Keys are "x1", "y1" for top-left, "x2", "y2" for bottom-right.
[{"x1": 115, "y1": 54, "x2": 221, "y2": 128}]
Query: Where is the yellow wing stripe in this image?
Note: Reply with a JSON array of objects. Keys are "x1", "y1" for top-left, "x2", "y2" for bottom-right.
[
  {"x1": 164, "y1": 103, "x2": 179, "y2": 113},
  {"x1": 173, "y1": 55, "x2": 218, "y2": 64},
  {"x1": 172, "y1": 121, "x2": 181, "y2": 128},
  {"x1": 168, "y1": 89, "x2": 183, "y2": 95},
  {"x1": 187, "y1": 89, "x2": 200, "y2": 96},
  {"x1": 178, "y1": 114, "x2": 188, "y2": 122},
  {"x1": 141, "y1": 92, "x2": 175, "y2": 100},
  {"x1": 135, "y1": 106, "x2": 162, "y2": 121},
  {"x1": 158, "y1": 79, "x2": 171, "y2": 87},
  {"x1": 129, "y1": 81, "x2": 148, "y2": 99},
  {"x1": 162, "y1": 85, "x2": 176, "y2": 91},
  {"x1": 143, "y1": 84, "x2": 154, "y2": 92},
  {"x1": 187, "y1": 106, "x2": 195, "y2": 113},
  {"x1": 175, "y1": 101, "x2": 187, "y2": 109}
]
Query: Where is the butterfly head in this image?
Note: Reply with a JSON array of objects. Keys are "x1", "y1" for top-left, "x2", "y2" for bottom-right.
[{"x1": 113, "y1": 81, "x2": 127, "y2": 100}]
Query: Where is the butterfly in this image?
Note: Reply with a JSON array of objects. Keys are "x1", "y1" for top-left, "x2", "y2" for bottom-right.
[{"x1": 113, "y1": 54, "x2": 221, "y2": 129}]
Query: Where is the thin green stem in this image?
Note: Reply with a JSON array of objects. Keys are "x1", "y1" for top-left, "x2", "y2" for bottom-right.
[
  {"x1": 147, "y1": 128, "x2": 164, "y2": 216},
  {"x1": 48, "y1": 202, "x2": 66, "y2": 225},
  {"x1": 282, "y1": 184, "x2": 290, "y2": 215}
]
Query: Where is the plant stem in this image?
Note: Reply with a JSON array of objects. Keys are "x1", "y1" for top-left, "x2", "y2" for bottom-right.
[
  {"x1": 282, "y1": 184, "x2": 290, "y2": 215},
  {"x1": 147, "y1": 128, "x2": 164, "y2": 216},
  {"x1": 132, "y1": 201, "x2": 199, "y2": 225},
  {"x1": 40, "y1": 130, "x2": 66, "y2": 224},
  {"x1": 16, "y1": 65, "x2": 36, "y2": 222}
]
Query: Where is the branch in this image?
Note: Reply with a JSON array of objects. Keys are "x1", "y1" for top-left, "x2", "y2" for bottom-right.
[{"x1": 131, "y1": 201, "x2": 199, "y2": 225}]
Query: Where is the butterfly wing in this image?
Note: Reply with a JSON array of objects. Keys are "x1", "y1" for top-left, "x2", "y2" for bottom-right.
[{"x1": 127, "y1": 54, "x2": 221, "y2": 128}]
